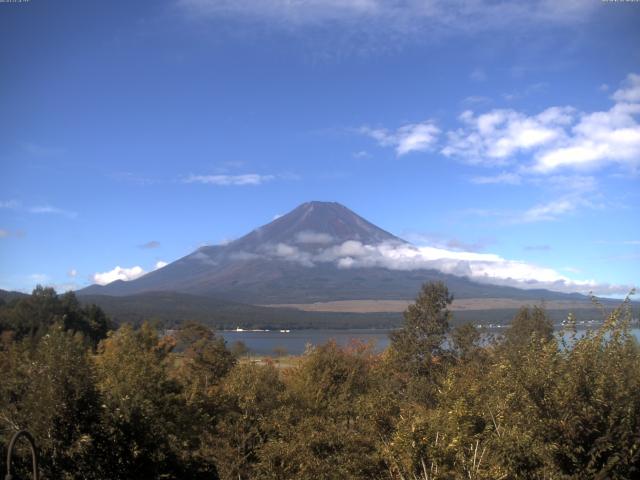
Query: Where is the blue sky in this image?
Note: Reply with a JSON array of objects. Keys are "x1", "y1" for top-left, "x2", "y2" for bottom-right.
[{"x1": 1, "y1": 0, "x2": 639, "y2": 296}]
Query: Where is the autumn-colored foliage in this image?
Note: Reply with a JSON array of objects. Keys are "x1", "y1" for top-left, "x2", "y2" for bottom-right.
[{"x1": 1, "y1": 285, "x2": 638, "y2": 479}]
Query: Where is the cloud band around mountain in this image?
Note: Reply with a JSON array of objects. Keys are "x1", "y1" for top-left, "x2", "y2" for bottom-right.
[{"x1": 225, "y1": 239, "x2": 634, "y2": 296}]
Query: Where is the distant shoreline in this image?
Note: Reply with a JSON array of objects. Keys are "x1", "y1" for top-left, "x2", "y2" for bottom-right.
[{"x1": 261, "y1": 297, "x2": 620, "y2": 313}]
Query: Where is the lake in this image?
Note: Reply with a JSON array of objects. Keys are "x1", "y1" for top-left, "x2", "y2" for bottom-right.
[{"x1": 220, "y1": 326, "x2": 640, "y2": 356}]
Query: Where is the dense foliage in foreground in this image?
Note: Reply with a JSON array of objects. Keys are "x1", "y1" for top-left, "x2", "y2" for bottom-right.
[{"x1": 1, "y1": 284, "x2": 639, "y2": 479}]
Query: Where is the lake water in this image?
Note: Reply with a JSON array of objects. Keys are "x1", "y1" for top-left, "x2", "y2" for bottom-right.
[{"x1": 220, "y1": 327, "x2": 640, "y2": 356}]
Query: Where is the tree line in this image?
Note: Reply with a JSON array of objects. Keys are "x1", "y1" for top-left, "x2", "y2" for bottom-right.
[{"x1": 1, "y1": 283, "x2": 639, "y2": 479}]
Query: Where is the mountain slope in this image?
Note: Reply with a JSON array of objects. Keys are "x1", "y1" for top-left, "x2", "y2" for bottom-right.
[
  {"x1": 79, "y1": 201, "x2": 590, "y2": 304},
  {"x1": 0, "y1": 289, "x2": 29, "y2": 303}
]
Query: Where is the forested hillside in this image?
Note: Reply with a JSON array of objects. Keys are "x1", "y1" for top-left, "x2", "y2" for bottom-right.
[{"x1": 1, "y1": 284, "x2": 639, "y2": 479}]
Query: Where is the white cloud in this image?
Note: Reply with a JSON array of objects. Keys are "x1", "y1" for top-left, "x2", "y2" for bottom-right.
[
  {"x1": 67, "y1": 269, "x2": 78, "y2": 278},
  {"x1": 266, "y1": 243, "x2": 315, "y2": 267},
  {"x1": 443, "y1": 107, "x2": 573, "y2": 165},
  {"x1": 444, "y1": 73, "x2": 640, "y2": 173},
  {"x1": 184, "y1": 174, "x2": 275, "y2": 186},
  {"x1": 256, "y1": 239, "x2": 633, "y2": 295},
  {"x1": 155, "y1": 260, "x2": 168, "y2": 270},
  {"x1": 533, "y1": 101, "x2": 640, "y2": 173},
  {"x1": 360, "y1": 121, "x2": 440, "y2": 156},
  {"x1": 92, "y1": 266, "x2": 146, "y2": 285},
  {"x1": 0, "y1": 229, "x2": 8, "y2": 238},
  {"x1": 612, "y1": 73, "x2": 640, "y2": 103}
]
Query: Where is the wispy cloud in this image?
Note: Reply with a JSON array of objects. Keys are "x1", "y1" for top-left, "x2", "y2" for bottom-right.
[
  {"x1": 0, "y1": 200, "x2": 19, "y2": 209},
  {"x1": 462, "y1": 175, "x2": 601, "y2": 224},
  {"x1": 177, "y1": 0, "x2": 597, "y2": 36},
  {"x1": 294, "y1": 231, "x2": 334, "y2": 245},
  {"x1": 471, "y1": 172, "x2": 521, "y2": 185},
  {"x1": 23, "y1": 143, "x2": 65, "y2": 157},
  {"x1": 30, "y1": 273, "x2": 49, "y2": 283},
  {"x1": 502, "y1": 82, "x2": 548, "y2": 102},
  {"x1": 352, "y1": 150, "x2": 370, "y2": 159},
  {"x1": 140, "y1": 240, "x2": 161, "y2": 249},
  {"x1": 470, "y1": 68, "x2": 487, "y2": 82},
  {"x1": 518, "y1": 198, "x2": 577, "y2": 223},
  {"x1": 28, "y1": 205, "x2": 78, "y2": 218},
  {"x1": 524, "y1": 245, "x2": 552, "y2": 251},
  {"x1": 184, "y1": 173, "x2": 276, "y2": 186},
  {"x1": 1, "y1": 200, "x2": 77, "y2": 218},
  {"x1": 155, "y1": 260, "x2": 168, "y2": 270},
  {"x1": 401, "y1": 232, "x2": 492, "y2": 253},
  {"x1": 360, "y1": 121, "x2": 440, "y2": 156},
  {"x1": 595, "y1": 239, "x2": 640, "y2": 246},
  {"x1": 494, "y1": 194, "x2": 596, "y2": 224},
  {"x1": 462, "y1": 95, "x2": 492, "y2": 106},
  {"x1": 109, "y1": 171, "x2": 163, "y2": 186}
]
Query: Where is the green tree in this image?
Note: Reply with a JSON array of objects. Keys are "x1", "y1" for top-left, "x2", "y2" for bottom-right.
[
  {"x1": 0, "y1": 287, "x2": 111, "y2": 346},
  {"x1": 388, "y1": 281, "x2": 453, "y2": 404},
  {"x1": 503, "y1": 305, "x2": 554, "y2": 350},
  {"x1": 174, "y1": 321, "x2": 236, "y2": 402},
  {"x1": 230, "y1": 340, "x2": 249, "y2": 358},
  {"x1": 451, "y1": 322, "x2": 483, "y2": 362},
  {"x1": 257, "y1": 341, "x2": 385, "y2": 479},
  {"x1": 94, "y1": 322, "x2": 217, "y2": 479},
  {"x1": 213, "y1": 363, "x2": 284, "y2": 480},
  {"x1": 0, "y1": 324, "x2": 103, "y2": 479}
]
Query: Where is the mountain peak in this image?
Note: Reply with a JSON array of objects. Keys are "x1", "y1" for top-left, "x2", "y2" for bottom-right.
[
  {"x1": 301, "y1": 200, "x2": 342, "y2": 207},
  {"x1": 230, "y1": 201, "x2": 403, "y2": 251}
]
